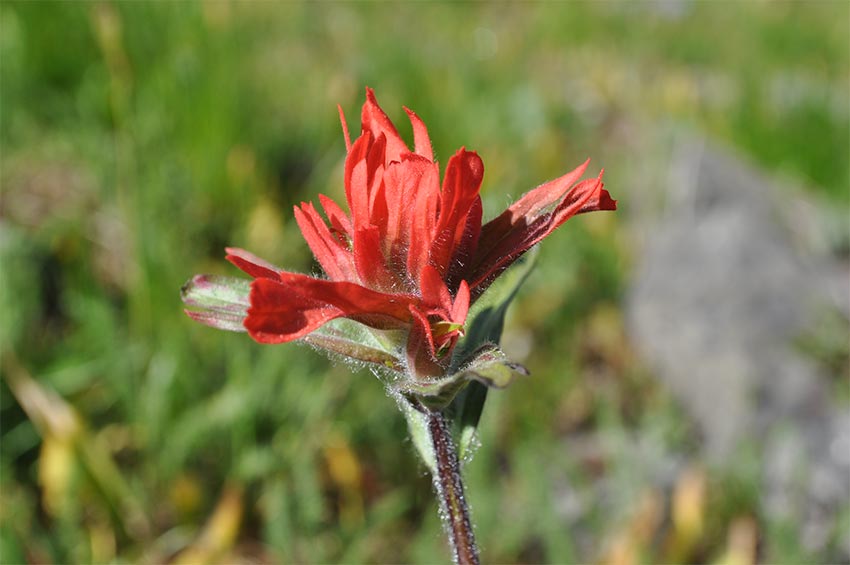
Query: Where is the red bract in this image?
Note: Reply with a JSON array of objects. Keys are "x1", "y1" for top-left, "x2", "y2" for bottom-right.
[{"x1": 190, "y1": 89, "x2": 615, "y2": 376}]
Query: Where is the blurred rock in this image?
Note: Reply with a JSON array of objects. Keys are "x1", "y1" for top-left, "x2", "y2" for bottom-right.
[{"x1": 626, "y1": 138, "x2": 850, "y2": 555}]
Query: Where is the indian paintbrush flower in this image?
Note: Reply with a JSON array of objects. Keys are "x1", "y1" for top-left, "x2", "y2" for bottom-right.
[
  {"x1": 183, "y1": 88, "x2": 615, "y2": 383},
  {"x1": 182, "y1": 88, "x2": 615, "y2": 564}
]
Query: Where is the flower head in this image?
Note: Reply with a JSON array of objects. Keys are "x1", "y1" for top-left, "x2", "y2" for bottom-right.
[{"x1": 183, "y1": 88, "x2": 615, "y2": 378}]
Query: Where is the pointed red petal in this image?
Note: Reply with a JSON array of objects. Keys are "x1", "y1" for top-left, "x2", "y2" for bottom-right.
[
  {"x1": 366, "y1": 133, "x2": 388, "y2": 184},
  {"x1": 550, "y1": 172, "x2": 613, "y2": 223},
  {"x1": 586, "y1": 186, "x2": 616, "y2": 213},
  {"x1": 245, "y1": 274, "x2": 418, "y2": 343},
  {"x1": 405, "y1": 160, "x2": 441, "y2": 283},
  {"x1": 338, "y1": 104, "x2": 352, "y2": 153},
  {"x1": 505, "y1": 158, "x2": 590, "y2": 222},
  {"x1": 473, "y1": 160, "x2": 594, "y2": 278},
  {"x1": 406, "y1": 305, "x2": 442, "y2": 378},
  {"x1": 429, "y1": 149, "x2": 484, "y2": 277},
  {"x1": 362, "y1": 88, "x2": 409, "y2": 163},
  {"x1": 470, "y1": 173, "x2": 608, "y2": 296},
  {"x1": 344, "y1": 131, "x2": 372, "y2": 214},
  {"x1": 347, "y1": 132, "x2": 388, "y2": 234},
  {"x1": 353, "y1": 225, "x2": 396, "y2": 290},
  {"x1": 383, "y1": 154, "x2": 440, "y2": 272},
  {"x1": 245, "y1": 278, "x2": 339, "y2": 343},
  {"x1": 577, "y1": 172, "x2": 617, "y2": 213},
  {"x1": 347, "y1": 157, "x2": 371, "y2": 233},
  {"x1": 451, "y1": 280, "x2": 470, "y2": 324},
  {"x1": 293, "y1": 202, "x2": 356, "y2": 281},
  {"x1": 225, "y1": 247, "x2": 281, "y2": 280},
  {"x1": 367, "y1": 163, "x2": 389, "y2": 232},
  {"x1": 404, "y1": 107, "x2": 434, "y2": 161},
  {"x1": 318, "y1": 194, "x2": 353, "y2": 239},
  {"x1": 445, "y1": 196, "x2": 482, "y2": 293},
  {"x1": 418, "y1": 264, "x2": 453, "y2": 312}
]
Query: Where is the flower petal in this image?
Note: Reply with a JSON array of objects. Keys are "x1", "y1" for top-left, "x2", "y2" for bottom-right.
[
  {"x1": 318, "y1": 194, "x2": 353, "y2": 240},
  {"x1": 293, "y1": 202, "x2": 356, "y2": 282},
  {"x1": 429, "y1": 149, "x2": 484, "y2": 277},
  {"x1": 354, "y1": 225, "x2": 397, "y2": 290},
  {"x1": 225, "y1": 247, "x2": 282, "y2": 280},
  {"x1": 347, "y1": 152, "x2": 371, "y2": 234},
  {"x1": 445, "y1": 196, "x2": 482, "y2": 293},
  {"x1": 337, "y1": 104, "x2": 352, "y2": 153},
  {"x1": 451, "y1": 280, "x2": 470, "y2": 324},
  {"x1": 383, "y1": 154, "x2": 440, "y2": 273},
  {"x1": 577, "y1": 173, "x2": 617, "y2": 214},
  {"x1": 470, "y1": 172, "x2": 612, "y2": 296},
  {"x1": 405, "y1": 161, "x2": 441, "y2": 284},
  {"x1": 404, "y1": 107, "x2": 434, "y2": 161},
  {"x1": 361, "y1": 88, "x2": 409, "y2": 163},
  {"x1": 493, "y1": 158, "x2": 590, "y2": 229},
  {"x1": 245, "y1": 274, "x2": 418, "y2": 343},
  {"x1": 344, "y1": 131, "x2": 372, "y2": 217},
  {"x1": 367, "y1": 161, "x2": 389, "y2": 233},
  {"x1": 406, "y1": 305, "x2": 442, "y2": 378},
  {"x1": 419, "y1": 264, "x2": 453, "y2": 313}
]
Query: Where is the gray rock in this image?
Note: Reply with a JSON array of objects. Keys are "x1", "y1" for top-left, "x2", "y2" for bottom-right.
[{"x1": 626, "y1": 137, "x2": 849, "y2": 554}]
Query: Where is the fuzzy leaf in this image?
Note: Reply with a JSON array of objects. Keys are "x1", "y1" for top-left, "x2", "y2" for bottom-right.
[
  {"x1": 394, "y1": 344, "x2": 527, "y2": 412},
  {"x1": 455, "y1": 344, "x2": 529, "y2": 388},
  {"x1": 302, "y1": 318, "x2": 404, "y2": 371},
  {"x1": 182, "y1": 274, "x2": 251, "y2": 332},
  {"x1": 393, "y1": 375, "x2": 468, "y2": 410},
  {"x1": 180, "y1": 275, "x2": 251, "y2": 332},
  {"x1": 185, "y1": 310, "x2": 247, "y2": 332},
  {"x1": 451, "y1": 382, "x2": 488, "y2": 462},
  {"x1": 303, "y1": 329, "x2": 402, "y2": 371},
  {"x1": 448, "y1": 250, "x2": 537, "y2": 460},
  {"x1": 397, "y1": 396, "x2": 437, "y2": 475},
  {"x1": 181, "y1": 275, "x2": 251, "y2": 313}
]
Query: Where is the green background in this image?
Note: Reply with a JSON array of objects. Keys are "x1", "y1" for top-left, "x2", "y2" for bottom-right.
[{"x1": 2, "y1": 2, "x2": 847, "y2": 563}]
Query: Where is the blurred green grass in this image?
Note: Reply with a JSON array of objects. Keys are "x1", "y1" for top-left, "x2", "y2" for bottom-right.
[{"x1": 1, "y1": 2, "x2": 847, "y2": 563}]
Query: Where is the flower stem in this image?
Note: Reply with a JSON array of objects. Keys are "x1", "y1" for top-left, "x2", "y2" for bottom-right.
[{"x1": 427, "y1": 410, "x2": 480, "y2": 565}]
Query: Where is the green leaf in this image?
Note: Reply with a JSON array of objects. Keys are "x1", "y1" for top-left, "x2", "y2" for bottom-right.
[
  {"x1": 185, "y1": 310, "x2": 247, "y2": 332},
  {"x1": 452, "y1": 382, "x2": 488, "y2": 461},
  {"x1": 393, "y1": 374, "x2": 468, "y2": 410},
  {"x1": 393, "y1": 344, "x2": 527, "y2": 411},
  {"x1": 448, "y1": 250, "x2": 537, "y2": 460},
  {"x1": 182, "y1": 274, "x2": 251, "y2": 332},
  {"x1": 396, "y1": 395, "x2": 437, "y2": 475},
  {"x1": 303, "y1": 329, "x2": 402, "y2": 371},
  {"x1": 454, "y1": 344, "x2": 529, "y2": 389},
  {"x1": 181, "y1": 274, "x2": 250, "y2": 313},
  {"x1": 453, "y1": 249, "x2": 537, "y2": 365},
  {"x1": 304, "y1": 318, "x2": 405, "y2": 371}
]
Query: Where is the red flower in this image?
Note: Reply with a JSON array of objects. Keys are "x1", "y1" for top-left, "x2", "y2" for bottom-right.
[{"x1": 186, "y1": 89, "x2": 615, "y2": 377}]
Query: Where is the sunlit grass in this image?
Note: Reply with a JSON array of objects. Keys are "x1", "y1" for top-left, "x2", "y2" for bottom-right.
[{"x1": 2, "y1": 2, "x2": 847, "y2": 563}]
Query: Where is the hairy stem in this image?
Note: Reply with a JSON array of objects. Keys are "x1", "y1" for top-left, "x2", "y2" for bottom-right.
[{"x1": 428, "y1": 410, "x2": 480, "y2": 565}]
